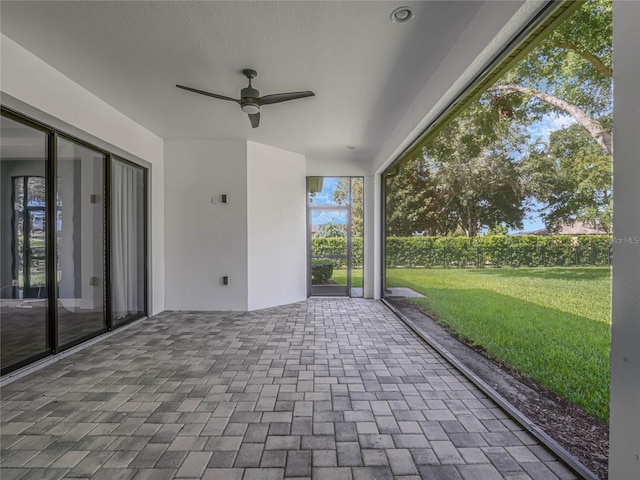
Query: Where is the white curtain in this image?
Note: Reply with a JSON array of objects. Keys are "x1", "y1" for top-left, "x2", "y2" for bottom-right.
[{"x1": 111, "y1": 160, "x2": 141, "y2": 319}]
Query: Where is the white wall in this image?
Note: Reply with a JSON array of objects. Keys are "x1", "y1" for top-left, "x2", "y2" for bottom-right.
[
  {"x1": 165, "y1": 139, "x2": 307, "y2": 311},
  {"x1": 609, "y1": 2, "x2": 640, "y2": 478},
  {"x1": 306, "y1": 156, "x2": 372, "y2": 177},
  {"x1": 164, "y1": 140, "x2": 248, "y2": 311},
  {"x1": 247, "y1": 142, "x2": 307, "y2": 310},
  {"x1": 1, "y1": 34, "x2": 166, "y2": 315}
]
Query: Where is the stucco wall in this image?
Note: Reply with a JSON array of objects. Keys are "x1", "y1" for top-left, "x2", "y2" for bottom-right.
[
  {"x1": 247, "y1": 141, "x2": 307, "y2": 310},
  {"x1": 164, "y1": 139, "x2": 249, "y2": 311}
]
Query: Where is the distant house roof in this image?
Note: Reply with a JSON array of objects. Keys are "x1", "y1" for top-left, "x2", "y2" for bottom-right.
[{"x1": 520, "y1": 221, "x2": 602, "y2": 236}]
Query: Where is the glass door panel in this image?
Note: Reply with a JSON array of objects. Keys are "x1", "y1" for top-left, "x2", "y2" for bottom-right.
[
  {"x1": 56, "y1": 137, "x2": 106, "y2": 347},
  {"x1": 307, "y1": 177, "x2": 363, "y2": 297},
  {"x1": 1, "y1": 116, "x2": 50, "y2": 372},
  {"x1": 310, "y1": 209, "x2": 350, "y2": 296}
]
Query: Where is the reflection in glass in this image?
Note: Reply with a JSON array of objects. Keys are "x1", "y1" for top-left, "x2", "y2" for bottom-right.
[
  {"x1": 56, "y1": 137, "x2": 105, "y2": 346},
  {"x1": 1, "y1": 115, "x2": 50, "y2": 372},
  {"x1": 111, "y1": 158, "x2": 145, "y2": 324}
]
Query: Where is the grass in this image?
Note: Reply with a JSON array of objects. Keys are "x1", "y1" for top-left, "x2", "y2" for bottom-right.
[
  {"x1": 386, "y1": 267, "x2": 611, "y2": 422},
  {"x1": 331, "y1": 268, "x2": 363, "y2": 288}
]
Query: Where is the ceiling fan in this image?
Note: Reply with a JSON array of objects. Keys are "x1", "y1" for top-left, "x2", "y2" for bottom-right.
[{"x1": 177, "y1": 69, "x2": 314, "y2": 128}]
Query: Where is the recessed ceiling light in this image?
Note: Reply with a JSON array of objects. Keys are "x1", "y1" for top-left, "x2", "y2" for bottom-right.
[
  {"x1": 347, "y1": 146, "x2": 356, "y2": 150},
  {"x1": 390, "y1": 6, "x2": 414, "y2": 24}
]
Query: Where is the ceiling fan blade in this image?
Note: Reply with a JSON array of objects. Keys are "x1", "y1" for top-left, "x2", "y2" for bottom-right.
[
  {"x1": 176, "y1": 85, "x2": 240, "y2": 103},
  {"x1": 258, "y1": 91, "x2": 315, "y2": 105},
  {"x1": 249, "y1": 112, "x2": 260, "y2": 128}
]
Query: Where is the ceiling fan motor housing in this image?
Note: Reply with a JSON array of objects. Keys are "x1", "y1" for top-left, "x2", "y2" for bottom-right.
[
  {"x1": 240, "y1": 86, "x2": 260, "y2": 113},
  {"x1": 241, "y1": 86, "x2": 260, "y2": 100}
]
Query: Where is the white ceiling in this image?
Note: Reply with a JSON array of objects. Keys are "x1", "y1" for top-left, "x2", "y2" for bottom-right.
[{"x1": 1, "y1": 1, "x2": 524, "y2": 165}]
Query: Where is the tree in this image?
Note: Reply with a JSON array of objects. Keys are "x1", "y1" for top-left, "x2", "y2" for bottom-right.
[
  {"x1": 489, "y1": 0, "x2": 612, "y2": 154},
  {"x1": 315, "y1": 222, "x2": 346, "y2": 238},
  {"x1": 386, "y1": 104, "x2": 527, "y2": 237},
  {"x1": 522, "y1": 123, "x2": 612, "y2": 232},
  {"x1": 418, "y1": 153, "x2": 525, "y2": 238},
  {"x1": 385, "y1": 0, "x2": 612, "y2": 236},
  {"x1": 332, "y1": 177, "x2": 364, "y2": 238},
  {"x1": 386, "y1": 157, "x2": 445, "y2": 236}
]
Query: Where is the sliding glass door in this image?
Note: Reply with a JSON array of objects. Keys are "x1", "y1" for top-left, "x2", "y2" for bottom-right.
[{"x1": 1, "y1": 109, "x2": 148, "y2": 375}]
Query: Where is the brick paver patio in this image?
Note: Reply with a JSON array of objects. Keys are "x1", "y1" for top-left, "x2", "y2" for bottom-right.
[{"x1": 0, "y1": 298, "x2": 577, "y2": 479}]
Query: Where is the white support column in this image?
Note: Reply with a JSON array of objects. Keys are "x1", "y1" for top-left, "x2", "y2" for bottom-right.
[
  {"x1": 363, "y1": 174, "x2": 382, "y2": 299},
  {"x1": 609, "y1": 2, "x2": 640, "y2": 479}
]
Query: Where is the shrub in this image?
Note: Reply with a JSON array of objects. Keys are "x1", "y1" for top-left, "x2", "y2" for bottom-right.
[
  {"x1": 383, "y1": 234, "x2": 612, "y2": 268},
  {"x1": 313, "y1": 234, "x2": 612, "y2": 269},
  {"x1": 311, "y1": 237, "x2": 363, "y2": 268},
  {"x1": 311, "y1": 258, "x2": 334, "y2": 284}
]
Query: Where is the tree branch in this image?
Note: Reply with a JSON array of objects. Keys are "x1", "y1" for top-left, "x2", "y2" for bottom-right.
[
  {"x1": 490, "y1": 84, "x2": 613, "y2": 155},
  {"x1": 554, "y1": 42, "x2": 612, "y2": 78}
]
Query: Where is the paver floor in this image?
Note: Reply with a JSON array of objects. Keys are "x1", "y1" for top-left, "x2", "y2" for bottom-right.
[{"x1": 0, "y1": 298, "x2": 577, "y2": 479}]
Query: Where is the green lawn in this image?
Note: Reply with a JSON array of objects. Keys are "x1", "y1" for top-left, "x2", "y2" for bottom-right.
[
  {"x1": 331, "y1": 268, "x2": 363, "y2": 288},
  {"x1": 386, "y1": 267, "x2": 611, "y2": 422}
]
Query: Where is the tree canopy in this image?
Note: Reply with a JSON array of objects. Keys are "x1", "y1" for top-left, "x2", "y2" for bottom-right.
[
  {"x1": 386, "y1": 102, "x2": 526, "y2": 237},
  {"x1": 489, "y1": 0, "x2": 612, "y2": 154},
  {"x1": 385, "y1": 0, "x2": 613, "y2": 236}
]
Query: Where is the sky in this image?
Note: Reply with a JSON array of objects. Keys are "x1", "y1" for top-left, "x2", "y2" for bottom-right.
[
  {"x1": 308, "y1": 177, "x2": 349, "y2": 227},
  {"x1": 510, "y1": 113, "x2": 577, "y2": 233}
]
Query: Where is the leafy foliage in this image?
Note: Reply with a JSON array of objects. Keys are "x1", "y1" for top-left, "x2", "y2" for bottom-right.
[
  {"x1": 315, "y1": 222, "x2": 346, "y2": 238},
  {"x1": 312, "y1": 237, "x2": 363, "y2": 268},
  {"x1": 523, "y1": 124, "x2": 612, "y2": 232},
  {"x1": 384, "y1": 234, "x2": 611, "y2": 268},
  {"x1": 490, "y1": 0, "x2": 612, "y2": 152},
  {"x1": 311, "y1": 258, "x2": 334, "y2": 284},
  {"x1": 386, "y1": 104, "x2": 527, "y2": 237},
  {"x1": 332, "y1": 178, "x2": 364, "y2": 238},
  {"x1": 386, "y1": 0, "x2": 613, "y2": 237}
]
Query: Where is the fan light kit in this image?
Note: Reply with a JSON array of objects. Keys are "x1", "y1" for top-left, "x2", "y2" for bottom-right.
[
  {"x1": 177, "y1": 69, "x2": 315, "y2": 128},
  {"x1": 390, "y1": 6, "x2": 414, "y2": 24},
  {"x1": 241, "y1": 103, "x2": 259, "y2": 115}
]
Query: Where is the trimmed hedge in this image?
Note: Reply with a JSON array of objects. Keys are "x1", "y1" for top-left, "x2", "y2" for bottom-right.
[
  {"x1": 311, "y1": 258, "x2": 334, "y2": 284},
  {"x1": 312, "y1": 235, "x2": 612, "y2": 269},
  {"x1": 312, "y1": 238, "x2": 363, "y2": 268},
  {"x1": 385, "y1": 234, "x2": 612, "y2": 268}
]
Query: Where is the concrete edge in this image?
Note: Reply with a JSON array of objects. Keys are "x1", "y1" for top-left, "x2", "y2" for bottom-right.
[
  {"x1": 0, "y1": 316, "x2": 148, "y2": 388},
  {"x1": 381, "y1": 298, "x2": 600, "y2": 480}
]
